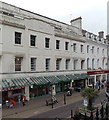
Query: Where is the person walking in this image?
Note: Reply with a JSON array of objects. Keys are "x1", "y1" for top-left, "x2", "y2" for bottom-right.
[
  {"x1": 18, "y1": 95, "x2": 21, "y2": 104},
  {"x1": 10, "y1": 99, "x2": 16, "y2": 108},
  {"x1": 5, "y1": 99, "x2": 10, "y2": 108},
  {"x1": 22, "y1": 96, "x2": 26, "y2": 106}
]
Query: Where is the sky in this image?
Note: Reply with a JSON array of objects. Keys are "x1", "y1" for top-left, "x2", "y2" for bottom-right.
[{"x1": 1, "y1": 0, "x2": 108, "y2": 36}]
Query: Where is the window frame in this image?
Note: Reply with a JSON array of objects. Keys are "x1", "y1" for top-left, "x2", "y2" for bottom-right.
[
  {"x1": 56, "y1": 40, "x2": 60, "y2": 50},
  {"x1": 45, "y1": 37, "x2": 50, "y2": 48},
  {"x1": 15, "y1": 57, "x2": 23, "y2": 71},
  {"x1": 31, "y1": 58, "x2": 36, "y2": 71},
  {"x1": 30, "y1": 35, "x2": 36, "y2": 47},
  {"x1": 73, "y1": 43, "x2": 76, "y2": 52},
  {"x1": 15, "y1": 32, "x2": 22, "y2": 45},
  {"x1": 65, "y1": 42, "x2": 69, "y2": 50},
  {"x1": 65, "y1": 59, "x2": 70, "y2": 70},
  {"x1": 56, "y1": 59, "x2": 61, "y2": 70},
  {"x1": 45, "y1": 58, "x2": 50, "y2": 71}
]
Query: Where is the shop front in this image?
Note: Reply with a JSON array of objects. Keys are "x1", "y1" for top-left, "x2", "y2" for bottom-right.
[
  {"x1": 87, "y1": 70, "x2": 109, "y2": 88},
  {"x1": 2, "y1": 87, "x2": 25, "y2": 103},
  {"x1": 29, "y1": 85, "x2": 51, "y2": 98}
]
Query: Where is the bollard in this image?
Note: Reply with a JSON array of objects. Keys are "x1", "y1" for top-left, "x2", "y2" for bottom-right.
[
  {"x1": 52, "y1": 99, "x2": 53, "y2": 108},
  {"x1": 71, "y1": 109, "x2": 73, "y2": 118},
  {"x1": 64, "y1": 94, "x2": 66, "y2": 104}
]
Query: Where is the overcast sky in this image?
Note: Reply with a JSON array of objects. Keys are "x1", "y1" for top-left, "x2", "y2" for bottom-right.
[{"x1": 1, "y1": 0, "x2": 108, "y2": 36}]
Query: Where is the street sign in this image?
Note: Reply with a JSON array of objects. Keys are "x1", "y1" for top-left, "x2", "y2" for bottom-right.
[{"x1": 84, "y1": 99, "x2": 88, "y2": 107}]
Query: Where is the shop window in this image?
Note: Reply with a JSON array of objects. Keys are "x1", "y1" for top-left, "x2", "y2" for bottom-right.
[
  {"x1": 15, "y1": 57, "x2": 23, "y2": 71},
  {"x1": 30, "y1": 35, "x2": 36, "y2": 46},
  {"x1": 31, "y1": 58, "x2": 36, "y2": 71},
  {"x1": 15, "y1": 32, "x2": 22, "y2": 44}
]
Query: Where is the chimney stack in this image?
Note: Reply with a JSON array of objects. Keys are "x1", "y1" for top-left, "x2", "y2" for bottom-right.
[
  {"x1": 70, "y1": 17, "x2": 82, "y2": 29},
  {"x1": 98, "y1": 31, "x2": 104, "y2": 38}
]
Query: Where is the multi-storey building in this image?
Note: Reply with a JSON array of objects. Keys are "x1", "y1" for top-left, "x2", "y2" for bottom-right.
[{"x1": 0, "y1": 2, "x2": 108, "y2": 102}]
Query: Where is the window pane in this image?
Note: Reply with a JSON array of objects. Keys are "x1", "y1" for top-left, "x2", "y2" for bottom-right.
[
  {"x1": 31, "y1": 58, "x2": 36, "y2": 71},
  {"x1": 15, "y1": 57, "x2": 22, "y2": 71},
  {"x1": 65, "y1": 42, "x2": 69, "y2": 50},
  {"x1": 56, "y1": 40, "x2": 60, "y2": 49},
  {"x1": 56, "y1": 59, "x2": 61, "y2": 70},
  {"x1": 30, "y1": 35, "x2": 36, "y2": 46},
  {"x1": 45, "y1": 59, "x2": 50, "y2": 71},
  {"x1": 66, "y1": 59, "x2": 70, "y2": 70},
  {"x1": 15, "y1": 32, "x2": 21, "y2": 44},
  {"x1": 45, "y1": 38, "x2": 50, "y2": 48}
]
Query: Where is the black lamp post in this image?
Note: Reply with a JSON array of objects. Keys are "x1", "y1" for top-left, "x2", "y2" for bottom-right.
[
  {"x1": 71, "y1": 109, "x2": 73, "y2": 118},
  {"x1": 64, "y1": 94, "x2": 66, "y2": 104},
  {"x1": 52, "y1": 99, "x2": 53, "y2": 108}
]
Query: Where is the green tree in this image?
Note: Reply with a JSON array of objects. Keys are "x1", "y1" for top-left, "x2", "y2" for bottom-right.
[{"x1": 81, "y1": 88, "x2": 99, "y2": 110}]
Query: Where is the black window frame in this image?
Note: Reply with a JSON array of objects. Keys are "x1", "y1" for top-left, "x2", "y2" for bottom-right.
[
  {"x1": 56, "y1": 40, "x2": 60, "y2": 49},
  {"x1": 45, "y1": 38, "x2": 50, "y2": 48},
  {"x1": 65, "y1": 42, "x2": 69, "y2": 50},
  {"x1": 15, "y1": 32, "x2": 22, "y2": 44},
  {"x1": 30, "y1": 35, "x2": 36, "y2": 46}
]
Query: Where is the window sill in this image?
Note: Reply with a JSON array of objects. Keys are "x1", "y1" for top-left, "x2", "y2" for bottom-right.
[
  {"x1": 44, "y1": 48, "x2": 51, "y2": 50},
  {"x1": 29, "y1": 46, "x2": 37, "y2": 48},
  {"x1": 14, "y1": 44, "x2": 23, "y2": 47}
]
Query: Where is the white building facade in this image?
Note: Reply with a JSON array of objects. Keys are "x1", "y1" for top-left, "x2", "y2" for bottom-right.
[{"x1": 0, "y1": 2, "x2": 108, "y2": 102}]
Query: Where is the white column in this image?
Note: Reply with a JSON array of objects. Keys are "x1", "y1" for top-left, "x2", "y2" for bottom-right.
[
  {"x1": 52, "y1": 85, "x2": 56, "y2": 96},
  {"x1": 94, "y1": 75, "x2": 96, "y2": 84},
  {"x1": 100, "y1": 74, "x2": 103, "y2": 82},
  {"x1": 25, "y1": 86, "x2": 30, "y2": 101}
]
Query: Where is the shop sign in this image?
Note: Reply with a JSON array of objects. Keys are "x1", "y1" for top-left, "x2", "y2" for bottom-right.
[{"x1": 87, "y1": 70, "x2": 109, "y2": 75}]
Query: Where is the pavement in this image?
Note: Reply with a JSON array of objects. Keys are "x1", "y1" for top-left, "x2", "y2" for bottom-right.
[{"x1": 2, "y1": 88, "x2": 105, "y2": 119}]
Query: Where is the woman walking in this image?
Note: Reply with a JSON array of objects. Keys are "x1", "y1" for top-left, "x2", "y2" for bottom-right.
[{"x1": 22, "y1": 96, "x2": 26, "y2": 106}]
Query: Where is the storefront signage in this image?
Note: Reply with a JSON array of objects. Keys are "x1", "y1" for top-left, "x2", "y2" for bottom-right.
[{"x1": 87, "y1": 70, "x2": 109, "y2": 75}]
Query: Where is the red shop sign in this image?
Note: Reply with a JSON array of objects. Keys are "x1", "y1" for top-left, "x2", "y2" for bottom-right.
[{"x1": 87, "y1": 70, "x2": 109, "y2": 75}]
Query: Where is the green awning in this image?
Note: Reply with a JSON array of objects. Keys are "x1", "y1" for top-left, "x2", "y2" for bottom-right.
[
  {"x1": 66, "y1": 74, "x2": 78, "y2": 80},
  {"x1": 74, "y1": 74, "x2": 90, "y2": 80},
  {"x1": 30, "y1": 77, "x2": 49, "y2": 86},
  {"x1": 2, "y1": 79, "x2": 16, "y2": 90},
  {"x1": 2, "y1": 78, "x2": 32, "y2": 90},
  {"x1": 11, "y1": 78, "x2": 32, "y2": 87},
  {"x1": 56, "y1": 75, "x2": 71, "y2": 83},
  {"x1": 44, "y1": 76, "x2": 60, "y2": 85}
]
